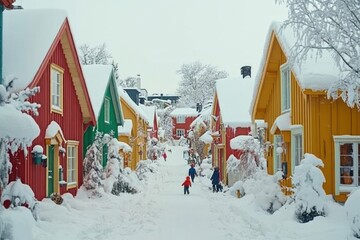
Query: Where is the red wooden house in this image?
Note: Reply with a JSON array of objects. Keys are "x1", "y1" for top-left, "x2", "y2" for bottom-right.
[
  {"x1": 170, "y1": 108, "x2": 198, "y2": 140},
  {"x1": 3, "y1": 9, "x2": 96, "y2": 199},
  {"x1": 210, "y1": 72, "x2": 254, "y2": 186}
]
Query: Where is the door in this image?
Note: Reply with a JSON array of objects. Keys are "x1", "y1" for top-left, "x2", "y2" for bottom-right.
[{"x1": 47, "y1": 145, "x2": 54, "y2": 196}]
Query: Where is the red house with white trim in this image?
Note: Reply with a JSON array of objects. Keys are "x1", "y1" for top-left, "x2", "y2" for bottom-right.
[
  {"x1": 4, "y1": 9, "x2": 96, "y2": 200},
  {"x1": 211, "y1": 73, "x2": 254, "y2": 186},
  {"x1": 170, "y1": 108, "x2": 198, "y2": 140}
]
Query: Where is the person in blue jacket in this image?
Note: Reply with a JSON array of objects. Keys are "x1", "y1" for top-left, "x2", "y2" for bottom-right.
[
  {"x1": 210, "y1": 167, "x2": 220, "y2": 192},
  {"x1": 188, "y1": 163, "x2": 198, "y2": 183}
]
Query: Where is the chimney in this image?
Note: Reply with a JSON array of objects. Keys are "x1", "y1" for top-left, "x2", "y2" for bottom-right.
[
  {"x1": 241, "y1": 66, "x2": 251, "y2": 78},
  {"x1": 136, "y1": 74, "x2": 141, "y2": 89}
]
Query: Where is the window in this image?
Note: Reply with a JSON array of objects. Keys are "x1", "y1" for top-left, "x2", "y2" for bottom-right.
[
  {"x1": 334, "y1": 136, "x2": 360, "y2": 194},
  {"x1": 280, "y1": 63, "x2": 291, "y2": 112},
  {"x1": 273, "y1": 135, "x2": 283, "y2": 173},
  {"x1": 104, "y1": 98, "x2": 110, "y2": 123},
  {"x1": 291, "y1": 126, "x2": 303, "y2": 173},
  {"x1": 67, "y1": 142, "x2": 78, "y2": 186},
  {"x1": 176, "y1": 116, "x2": 185, "y2": 123},
  {"x1": 176, "y1": 129, "x2": 185, "y2": 137},
  {"x1": 51, "y1": 64, "x2": 63, "y2": 113}
]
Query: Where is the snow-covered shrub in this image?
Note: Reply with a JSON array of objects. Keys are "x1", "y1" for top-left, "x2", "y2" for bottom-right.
[
  {"x1": 0, "y1": 206, "x2": 35, "y2": 240},
  {"x1": 136, "y1": 160, "x2": 158, "y2": 180},
  {"x1": 233, "y1": 171, "x2": 286, "y2": 213},
  {"x1": 345, "y1": 188, "x2": 360, "y2": 238},
  {"x1": 199, "y1": 157, "x2": 212, "y2": 178},
  {"x1": 178, "y1": 136, "x2": 188, "y2": 147},
  {"x1": 111, "y1": 168, "x2": 140, "y2": 195},
  {"x1": 229, "y1": 136, "x2": 261, "y2": 181},
  {"x1": 147, "y1": 137, "x2": 162, "y2": 160},
  {"x1": 1, "y1": 178, "x2": 38, "y2": 219},
  {"x1": 293, "y1": 153, "x2": 326, "y2": 223}
]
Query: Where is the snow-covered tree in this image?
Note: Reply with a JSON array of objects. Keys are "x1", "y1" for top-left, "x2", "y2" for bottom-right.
[
  {"x1": 293, "y1": 153, "x2": 326, "y2": 223},
  {"x1": 157, "y1": 105, "x2": 175, "y2": 142},
  {"x1": 118, "y1": 76, "x2": 138, "y2": 88},
  {"x1": 78, "y1": 43, "x2": 112, "y2": 65},
  {"x1": 0, "y1": 78, "x2": 40, "y2": 195},
  {"x1": 345, "y1": 188, "x2": 360, "y2": 238},
  {"x1": 136, "y1": 159, "x2": 158, "y2": 181},
  {"x1": 176, "y1": 61, "x2": 228, "y2": 107},
  {"x1": 146, "y1": 137, "x2": 162, "y2": 161},
  {"x1": 277, "y1": 0, "x2": 360, "y2": 108},
  {"x1": 228, "y1": 136, "x2": 261, "y2": 181},
  {"x1": 82, "y1": 132, "x2": 104, "y2": 197}
]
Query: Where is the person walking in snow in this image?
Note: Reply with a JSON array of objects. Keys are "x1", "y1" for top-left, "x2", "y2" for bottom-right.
[
  {"x1": 181, "y1": 176, "x2": 192, "y2": 195},
  {"x1": 162, "y1": 152, "x2": 167, "y2": 161},
  {"x1": 210, "y1": 167, "x2": 220, "y2": 192},
  {"x1": 188, "y1": 164, "x2": 198, "y2": 183}
]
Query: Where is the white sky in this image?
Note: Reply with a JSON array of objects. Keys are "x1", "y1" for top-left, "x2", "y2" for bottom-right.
[{"x1": 19, "y1": 0, "x2": 288, "y2": 94}]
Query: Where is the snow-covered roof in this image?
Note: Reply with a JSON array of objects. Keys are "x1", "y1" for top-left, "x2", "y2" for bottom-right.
[
  {"x1": 82, "y1": 64, "x2": 113, "y2": 118},
  {"x1": 251, "y1": 21, "x2": 341, "y2": 114},
  {"x1": 216, "y1": 76, "x2": 253, "y2": 128},
  {"x1": 190, "y1": 105, "x2": 212, "y2": 128},
  {"x1": 270, "y1": 112, "x2": 291, "y2": 134},
  {"x1": 45, "y1": 121, "x2": 66, "y2": 141},
  {"x1": 117, "y1": 86, "x2": 149, "y2": 123},
  {"x1": 140, "y1": 105, "x2": 156, "y2": 128},
  {"x1": 118, "y1": 119, "x2": 133, "y2": 137},
  {"x1": 199, "y1": 130, "x2": 213, "y2": 144},
  {"x1": 170, "y1": 108, "x2": 198, "y2": 117},
  {"x1": 3, "y1": 9, "x2": 67, "y2": 91}
]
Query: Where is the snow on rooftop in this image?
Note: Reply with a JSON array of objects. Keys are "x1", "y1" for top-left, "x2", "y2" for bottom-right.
[
  {"x1": 118, "y1": 119, "x2": 133, "y2": 136},
  {"x1": 250, "y1": 21, "x2": 341, "y2": 115},
  {"x1": 82, "y1": 65, "x2": 113, "y2": 118},
  {"x1": 170, "y1": 108, "x2": 198, "y2": 117},
  {"x1": 216, "y1": 76, "x2": 253, "y2": 128},
  {"x1": 199, "y1": 130, "x2": 213, "y2": 144},
  {"x1": 140, "y1": 105, "x2": 156, "y2": 128},
  {"x1": 270, "y1": 112, "x2": 290, "y2": 134},
  {"x1": 45, "y1": 121, "x2": 66, "y2": 141},
  {"x1": 3, "y1": 9, "x2": 67, "y2": 91},
  {"x1": 117, "y1": 86, "x2": 149, "y2": 123}
]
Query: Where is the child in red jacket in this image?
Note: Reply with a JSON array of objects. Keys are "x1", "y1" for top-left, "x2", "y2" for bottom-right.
[{"x1": 181, "y1": 176, "x2": 192, "y2": 194}]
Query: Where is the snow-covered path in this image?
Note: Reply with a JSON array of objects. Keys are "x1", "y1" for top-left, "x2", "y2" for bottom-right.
[{"x1": 31, "y1": 146, "x2": 354, "y2": 240}]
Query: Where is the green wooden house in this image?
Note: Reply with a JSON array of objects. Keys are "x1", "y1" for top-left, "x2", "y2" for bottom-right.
[{"x1": 82, "y1": 64, "x2": 124, "y2": 166}]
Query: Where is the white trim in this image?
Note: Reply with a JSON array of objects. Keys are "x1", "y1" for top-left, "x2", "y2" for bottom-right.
[
  {"x1": 291, "y1": 125, "x2": 303, "y2": 174},
  {"x1": 176, "y1": 129, "x2": 185, "y2": 137},
  {"x1": 333, "y1": 136, "x2": 360, "y2": 194},
  {"x1": 104, "y1": 98, "x2": 110, "y2": 123},
  {"x1": 273, "y1": 135, "x2": 283, "y2": 173},
  {"x1": 280, "y1": 63, "x2": 291, "y2": 113}
]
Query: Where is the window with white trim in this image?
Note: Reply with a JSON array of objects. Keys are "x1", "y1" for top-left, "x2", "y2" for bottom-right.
[
  {"x1": 104, "y1": 98, "x2": 110, "y2": 123},
  {"x1": 176, "y1": 116, "x2": 185, "y2": 123},
  {"x1": 291, "y1": 126, "x2": 303, "y2": 172},
  {"x1": 273, "y1": 135, "x2": 283, "y2": 173},
  {"x1": 280, "y1": 63, "x2": 291, "y2": 112},
  {"x1": 67, "y1": 143, "x2": 78, "y2": 184},
  {"x1": 176, "y1": 129, "x2": 185, "y2": 137},
  {"x1": 51, "y1": 64, "x2": 63, "y2": 112},
  {"x1": 334, "y1": 136, "x2": 360, "y2": 193}
]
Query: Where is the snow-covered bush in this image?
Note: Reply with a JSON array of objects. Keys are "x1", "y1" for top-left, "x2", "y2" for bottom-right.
[
  {"x1": 147, "y1": 137, "x2": 162, "y2": 160},
  {"x1": 111, "y1": 168, "x2": 140, "y2": 195},
  {"x1": 293, "y1": 153, "x2": 326, "y2": 223},
  {"x1": 199, "y1": 157, "x2": 212, "y2": 178},
  {"x1": 345, "y1": 188, "x2": 360, "y2": 238},
  {"x1": 178, "y1": 136, "x2": 188, "y2": 147},
  {"x1": 136, "y1": 160, "x2": 158, "y2": 181},
  {"x1": 229, "y1": 136, "x2": 261, "y2": 181},
  {"x1": 232, "y1": 171, "x2": 286, "y2": 213}
]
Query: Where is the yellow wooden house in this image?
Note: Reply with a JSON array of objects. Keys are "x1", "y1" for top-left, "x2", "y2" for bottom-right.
[
  {"x1": 117, "y1": 87, "x2": 149, "y2": 170},
  {"x1": 251, "y1": 22, "x2": 360, "y2": 202}
]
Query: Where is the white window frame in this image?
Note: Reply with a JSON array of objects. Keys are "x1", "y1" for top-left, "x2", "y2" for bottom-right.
[
  {"x1": 50, "y1": 64, "x2": 63, "y2": 114},
  {"x1": 104, "y1": 98, "x2": 110, "y2": 123},
  {"x1": 280, "y1": 63, "x2": 291, "y2": 113},
  {"x1": 273, "y1": 135, "x2": 283, "y2": 173},
  {"x1": 176, "y1": 115, "x2": 185, "y2": 123},
  {"x1": 66, "y1": 141, "x2": 78, "y2": 187},
  {"x1": 291, "y1": 125, "x2": 304, "y2": 174},
  {"x1": 176, "y1": 129, "x2": 185, "y2": 138},
  {"x1": 334, "y1": 136, "x2": 360, "y2": 195}
]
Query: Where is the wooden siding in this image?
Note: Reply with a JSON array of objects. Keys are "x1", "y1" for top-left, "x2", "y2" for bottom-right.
[{"x1": 172, "y1": 116, "x2": 197, "y2": 140}]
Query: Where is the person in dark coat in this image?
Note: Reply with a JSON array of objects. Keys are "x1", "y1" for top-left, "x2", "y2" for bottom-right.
[
  {"x1": 188, "y1": 164, "x2": 198, "y2": 183},
  {"x1": 210, "y1": 167, "x2": 220, "y2": 192},
  {"x1": 181, "y1": 176, "x2": 192, "y2": 194}
]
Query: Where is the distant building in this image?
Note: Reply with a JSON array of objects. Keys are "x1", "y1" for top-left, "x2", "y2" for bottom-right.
[{"x1": 147, "y1": 93, "x2": 180, "y2": 105}]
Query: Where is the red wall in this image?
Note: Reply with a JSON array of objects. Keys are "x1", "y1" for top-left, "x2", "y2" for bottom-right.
[{"x1": 9, "y1": 41, "x2": 85, "y2": 199}]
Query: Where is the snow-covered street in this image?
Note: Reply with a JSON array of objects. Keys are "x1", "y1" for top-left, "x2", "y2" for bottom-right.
[{"x1": 26, "y1": 146, "x2": 354, "y2": 240}]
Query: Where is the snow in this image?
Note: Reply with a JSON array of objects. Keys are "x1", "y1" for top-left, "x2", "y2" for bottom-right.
[
  {"x1": 345, "y1": 188, "x2": 360, "y2": 237},
  {"x1": 216, "y1": 76, "x2": 253, "y2": 128},
  {"x1": 0, "y1": 104, "x2": 40, "y2": 141},
  {"x1": 31, "y1": 145, "x2": 43, "y2": 154},
  {"x1": 118, "y1": 119, "x2": 133, "y2": 137},
  {"x1": 140, "y1": 105, "x2": 156, "y2": 128},
  {"x1": 270, "y1": 112, "x2": 291, "y2": 134},
  {"x1": 82, "y1": 64, "x2": 114, "y2": 118},
  {"x1": 45, "y1": 121, "x2": 65, "y2": 140},
  {"x1": 2, "y1": 146, "x2": 356, "y2": 239},
  {"x1": 169, "y1": 107, "x2": 198, "y2": 117},
  {"x1": 117, "y1": 86, "x2": 149, "y2": 123},
  {"x1": 3, "y1": 9, "x2": 67, "y2": 91},
  {"x1": 199, "y1": 130, "x2": 213, "y2": 144}
]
